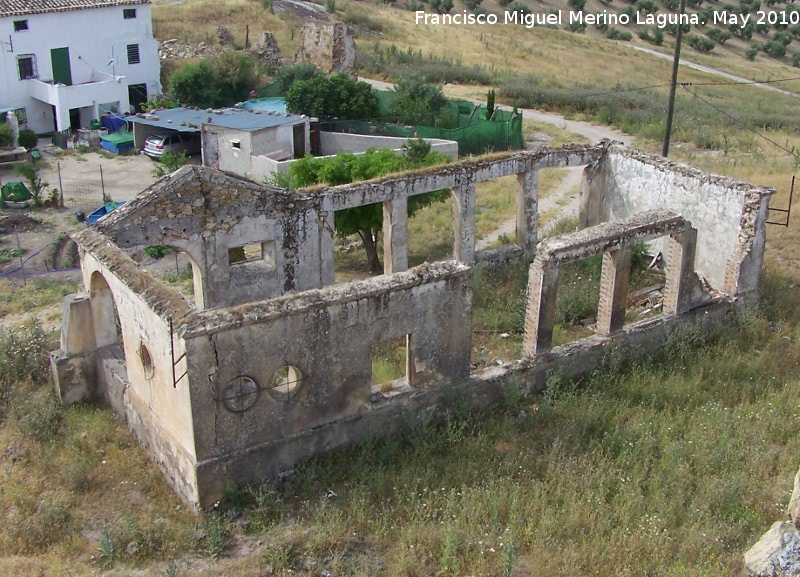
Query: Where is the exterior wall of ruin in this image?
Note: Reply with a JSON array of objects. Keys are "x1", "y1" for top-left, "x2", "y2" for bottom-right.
[
  {"x1": 177, "y1": 262, "x2": 472, "y2": 506},
  {"x1": 581, "y1": 145, "x2": 773, "y2": 295},
  {"x1": 95, "y1": 166, "x2": 335, "y2": 308},
  {"x1": 51, "y1": 145, "x2": 775, "y2": 511},
  {"x1": 294, "y1": 22, "x2": 356, "y2": 77},
  {"x1": 53, "y1": 228, "x2": 202, "y2": 507}
]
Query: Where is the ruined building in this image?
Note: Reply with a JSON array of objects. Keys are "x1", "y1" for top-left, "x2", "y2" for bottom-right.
[{"x1": 50, "y1": 142, "x2": 772, "y2": 510}]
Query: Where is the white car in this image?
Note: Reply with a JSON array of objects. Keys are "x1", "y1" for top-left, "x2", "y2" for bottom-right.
[{"x1": 143, "y1": 132, "x2": 201, "y2": 159}]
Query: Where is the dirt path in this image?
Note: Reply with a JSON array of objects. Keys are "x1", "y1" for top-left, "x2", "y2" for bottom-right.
[
  {"x1": 629, "y1": 45, "x2": 800, "y2": 99},
  {"x1": 475, "y1": 166, "x2": 584, "y2": 251},
  {"x1": 362, "y1": 77, "x2": 633, "y2": 146}
]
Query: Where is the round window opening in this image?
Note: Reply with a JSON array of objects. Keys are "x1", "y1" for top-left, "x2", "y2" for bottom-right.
[
  {"x1": 268, "y1": 365, "x2": 302, "y2": 401},
  {"x1": 223, "y1": 376, "x2": 259, "y2": 413},
  {"x1": 140, "y1": 343, "x2": 154, "y2": 379}
]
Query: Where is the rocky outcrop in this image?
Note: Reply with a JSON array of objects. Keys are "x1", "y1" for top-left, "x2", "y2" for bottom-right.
[
  {"x1": 294, "y1": 22, "x2": 356, "y2": 77},
  {"x1": 746, "y1": 465, "x2": 800, "y2": 576},
  {"x1": 216, "y1": 25, "x2": 235, "y2": 47},
  {"x1": 244, "y1": 32, "x2": 283, "y2": 72},
  {"x1": 745, "y1": 522, "x2": 800, "y2": 577}
]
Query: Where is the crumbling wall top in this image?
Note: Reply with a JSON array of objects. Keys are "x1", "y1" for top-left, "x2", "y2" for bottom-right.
[
  {"x1": 539, "y1": 209, "x2": 685, "y2": 264},
  {"x1": 179, "y1": 261, "x2": 470, "y2": 338},
  {"x1": 72, "y1": 227, "x2": 192, "y2": 322},
  {"x1": 606, "y1": 144, "x2": 775, "y2": 204}
]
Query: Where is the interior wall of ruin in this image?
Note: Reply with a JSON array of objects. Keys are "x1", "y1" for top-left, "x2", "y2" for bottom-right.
[{"x1": 581, "y1": 145, "x2": 773, "y2": 294}]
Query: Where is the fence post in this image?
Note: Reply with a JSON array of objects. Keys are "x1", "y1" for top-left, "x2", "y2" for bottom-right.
[
  {"x1": 57, "y1": 161, "x2": 64, "y2": 208},
  {"x1": 99, "y1": 164, "x2": 106, "y2": 202}
]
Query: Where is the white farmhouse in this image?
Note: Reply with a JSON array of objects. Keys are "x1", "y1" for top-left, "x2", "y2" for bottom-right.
[{"x1": 0, "y1": 0, "x2": 161, "y2": 134}]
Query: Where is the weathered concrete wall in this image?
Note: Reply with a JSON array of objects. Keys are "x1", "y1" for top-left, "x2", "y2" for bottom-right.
[
  {"x1": 178, "y1": 262, "x2": 472, "y2": 505},
  {"x1": 319, "y1": 132, "x2": 459, "y2": 160},
  {"x1": 55, "y1": 230, "x2": 202, "y2": 507},
  {"x1": 294, "y1": 22, "x2": 356, "y2": 76},
  {"x1": 204, "y1": 121, "x2": 309, "y2": 182},
  {"x1": 95, "y1": 166, "x2": 335, "y2": 308},
  {"x1": 583, "y1": 146, "x2": 773, "y2": 295},
  {"x1": 53, "y1": 144, "x2": 774, "y2": 511}
]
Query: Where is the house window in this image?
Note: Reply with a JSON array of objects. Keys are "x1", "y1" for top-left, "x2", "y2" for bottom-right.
[
  {"x1": 126, "y1": 44, "x2": 140, "y2": 65},
  {"x1": 13, "y1": 20, "x2": 28, "y2": 32},
  {"x1": 17, "y1": 55, "x2": 36, "y2": 80},
  {"x1": 14, "y1": 108, "x2": 27, "y2": 125},
  {"x1": 123, "y1": 8, "x2": 136, "y2": 18}
]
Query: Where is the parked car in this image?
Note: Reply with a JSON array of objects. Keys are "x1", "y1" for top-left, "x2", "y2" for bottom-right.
[{"x1": 143, "y1": 132, "x2": 201, "y2": 159}]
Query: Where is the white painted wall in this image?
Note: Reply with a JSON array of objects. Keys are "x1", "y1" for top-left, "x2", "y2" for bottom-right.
[
  {"x1": 603, "y1": 152, "x2": 749, "y2": 291},
  {"x1": 320, "y1": 132, "x2": 459, "y2": 160},
  {"x1": 0, "y1": 4, "x2": 161, "y2": 133}
]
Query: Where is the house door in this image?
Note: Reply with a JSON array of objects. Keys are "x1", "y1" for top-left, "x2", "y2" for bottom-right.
[
  {"x1": 51, "y1": 47, "x2": 72, "y2": 86},
  {"x1": 128, "y1": 83, "x2": 148, "y2": 113},
  {"x1": 293, "y1": 124, "x2": 306, "y2": 158}
]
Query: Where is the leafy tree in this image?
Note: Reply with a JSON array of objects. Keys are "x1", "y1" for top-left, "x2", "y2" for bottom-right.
[
  {"x1": 652, "y1": 27, "x2": 664, "y2": 45},
  {"x1": 0, "y1": 124, "x2": 14, "y2": 148},
  {"x1": 568, "y1": 0, "x2": 587, "y2": 10},
  {"x1": 276, "y1": 63, "x2": 321, "y2": 93},
  {"x1": 169, "y1": 60, "x2": 221, "y2": 108},
  {"x1": 429, "y1": 0, "x2": 454, "y2": 12},
  {"x1": 280, "y1": 146, "x2": 450, "y2": 271},
  {"x1": 746, "y1": 41, "x2": 762, "y2": 60},
  {"x1": 15, "y1": 161, "x2": 47, "y2": 207},
  {"x1": 214, "y1": 49, "x2": 259, "y2": 104},
  {"x1": 169, "y1": 51, "x2": 260, "y2": 108},
  {"x1": 706, "y1": 27, "x2": 732, "y2": 44},
  {"x1": 509, "y1": 1, "x2": 531, "y2": 14},
  {"x1": 389, "y1": 77, "x2": 448, "y2": 126},
  {"x1": 773, "y1": 31, "x2": 793, "y2": 46},
  {"x1": 486, "y1": 89, "x2": 496, "y2": 121},
  {"x1": 17, "y1": 128, "x2": 38, "y2": 150},
  {"x1": 687, "y1": 34, "x2": 716, "y2": 52},
  {"x1": 636, "y1": 0, "x2": 659, "y2": 14},
  {"x1": 285, "y1": 73, "x2": 379, "y2": 120},
  {"x1": 731, "y1": 20, "x2": 754, "y2": 40},
  {"x1": 764, "y1": 39, "x2": 787, "y2": 57},
  {"x1": 464, "y1": 0, "x2": 482, "y2": 9},
  {"x1": 792, "y1": 51, "x2": 800, "y2": 67}
]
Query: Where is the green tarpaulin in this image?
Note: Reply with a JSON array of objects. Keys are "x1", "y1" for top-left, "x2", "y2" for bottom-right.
[{"x1": 0, "y1": 181, "x2": 31, "y2": 206}]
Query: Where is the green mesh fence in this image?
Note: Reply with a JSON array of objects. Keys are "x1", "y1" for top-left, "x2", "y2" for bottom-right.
[
  {"x1": 320, "y1": 100, "x2": 523, "y2": 157},
  {"x1": 260, "y1": 84, "x2": 523, "y2": 156}
]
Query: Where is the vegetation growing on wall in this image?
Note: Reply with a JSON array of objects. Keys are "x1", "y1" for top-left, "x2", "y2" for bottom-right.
[{"x1": 275, "y1": 141, "x2": 450, "y2": 271}]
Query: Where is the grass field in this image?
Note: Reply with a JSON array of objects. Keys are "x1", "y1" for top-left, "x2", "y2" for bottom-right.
[{"x1": 2, "y1": 0, "x2": 799, "y2": 574}]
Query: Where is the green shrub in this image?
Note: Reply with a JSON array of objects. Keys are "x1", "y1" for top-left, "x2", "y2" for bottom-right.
[
  {"x1": 746, "y1": 41, "x2": 762, "y2": 60},
  {"x1": 509, "y1": 0, "x2": 531, "y2": 14},
  {"x1": 0, "y1": 123, "x2": 14, "y2": 147},
  {"x1": 151, "y1": 152, "x2": 188, "y2": 178},
  {"x1": 687, "y1": 34, "x2": 716, "y2": 52},
  {"x1": 763, "y1": 40, "x2": 787, "y2": 57},
  {"x1": 144, "y1": 245, "x2": 173, "y2": 259},
  {"x1": 606, "y1": 27, "x2": 633, "y2": 40},
  {"x1": 792, "y1": 51, "x2": 800, "y2": 67},
  {"x1": 17, "y1": 127, "x2": 38, "y2": 150}
]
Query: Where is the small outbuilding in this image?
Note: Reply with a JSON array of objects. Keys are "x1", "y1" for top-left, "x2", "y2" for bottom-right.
[{"x1": 130, "y1": 107, "x2": 310, "y2": 178}]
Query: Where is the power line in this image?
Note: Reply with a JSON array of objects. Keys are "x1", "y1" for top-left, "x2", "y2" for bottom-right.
[
  {"x1": 683, "y1": 76, "x2": 800, "y2": 88},
  {"x1": 679, "y1": 84, "x2": 799, "y2": 158}
]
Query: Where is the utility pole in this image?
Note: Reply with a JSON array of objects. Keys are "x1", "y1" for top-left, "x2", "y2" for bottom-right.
[{"x1": 662, "y1": 0, "x2": 687, "y2": 157}]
